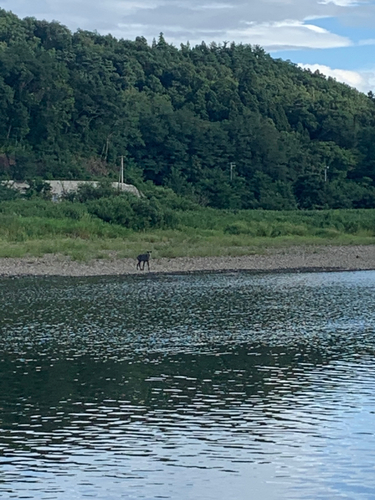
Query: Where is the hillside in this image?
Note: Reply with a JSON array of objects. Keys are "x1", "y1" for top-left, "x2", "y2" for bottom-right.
[{"x1": 1, "y1": 9, "x2": 375, "y2": 209}]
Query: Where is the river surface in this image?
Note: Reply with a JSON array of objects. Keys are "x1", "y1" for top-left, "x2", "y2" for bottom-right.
[{"x1": 0, "y1": 270, "x2": 374, "y2": 500}]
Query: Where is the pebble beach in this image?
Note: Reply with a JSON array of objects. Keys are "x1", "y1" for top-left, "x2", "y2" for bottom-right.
[{"x1": 0, "y1": 245, "x2": 374, "y2": 277}]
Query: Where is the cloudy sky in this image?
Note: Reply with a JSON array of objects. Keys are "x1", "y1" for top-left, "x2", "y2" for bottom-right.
[{"x1": 3, "y1": 0, "x2": 375, "y2": 93}]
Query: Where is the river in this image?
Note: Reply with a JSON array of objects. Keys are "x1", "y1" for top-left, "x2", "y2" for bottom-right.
[{"x1": 0, "y1": 270, "x2": 374, "y2": 499}]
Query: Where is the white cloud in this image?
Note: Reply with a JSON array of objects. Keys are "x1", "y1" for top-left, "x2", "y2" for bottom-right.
[
  {"x1": 192, "y1": 3, "x2": 234, "y2": 10},
  {"x1": 228, "y1": 20, "x2": 352, "y2": 50},
  {"x1": 318, "y1": 0, "x2": 365, "y2": 6},
  {"x1": 3, "y1": 0, "x2": 373, "y2": 42},
  {"x1": 298, "y1": 63, "x2": 375, "y2": 93}
]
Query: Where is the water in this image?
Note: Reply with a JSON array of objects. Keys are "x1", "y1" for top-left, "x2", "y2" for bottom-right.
[{"x1": 0, "y1": 270, "x2": 374, "y2": 499}]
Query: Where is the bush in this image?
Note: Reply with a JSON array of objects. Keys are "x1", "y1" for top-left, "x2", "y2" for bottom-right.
[
  {"x1": 57, "y1": 203, "x2": 88, "y2": 220},
  {"x1": 0, "y1": 183, "x2": 19, "y2": 201},
  {"x1": 0, "y1": 199, "x2": 61, "y2": 218},
  {"x1": 130, "y1": 198, "x2": 160, "y2": 229},
  {"x1": 141, "y1": 183, "x2": 200, "y2": 210},
  {"x1": 66, "y1": 181, "x2": 117, "y2": 202},
  {"x1": 86, "y1": 197, "x2": 133, "y2": 226},
  {"x1": 161, "y1": 208, "x2": 179, "y2": 229},
  {"x1": 85, "y1": 196, "x2": 179, "y2": 230},
  {"x1": 224, "y1": 221, "x2": 250, "y2": 235}
]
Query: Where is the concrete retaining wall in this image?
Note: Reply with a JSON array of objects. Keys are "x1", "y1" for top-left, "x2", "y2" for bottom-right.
[{"x1": 3, "y1": 180, "x2": 141, "y2": 200}]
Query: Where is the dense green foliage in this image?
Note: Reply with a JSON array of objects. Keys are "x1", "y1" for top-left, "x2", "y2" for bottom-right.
[
  {"x1": 1, "y1": 184, "x2": 375, "y2": 244},
  {"x1": 1, "y1": 9, "x2": 375, "y2": 210},
  {"x1": 0, "y1": 182, "x2": 182, "y2": 232}
]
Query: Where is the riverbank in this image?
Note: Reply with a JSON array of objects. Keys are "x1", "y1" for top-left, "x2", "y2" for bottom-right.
[{"x1": 0, "y1": 244, "x2": 374, "y2": 277}]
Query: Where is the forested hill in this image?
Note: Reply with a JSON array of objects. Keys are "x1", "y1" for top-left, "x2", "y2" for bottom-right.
[{"x1": 1, "y1": 9, "x2": 375, "y2": 210}]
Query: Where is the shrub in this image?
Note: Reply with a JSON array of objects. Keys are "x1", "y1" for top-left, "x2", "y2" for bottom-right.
[
  {"x1": 0, "y1": 183, "x2": 19, "y2": 201},
  {"x1": 86, "y1": 197, "x2": 133, "y2": 226},
  {"x1": 57, "y1": 203, "x2": 88, "y2": 220},
  {"x1": 224, "y1": 221, "x2": 250, "y2": 235},
  {"x1": 161, "y1": 208, "x2": 179, "y2": 229},
  {"x1": 66, "y1": 181, "x2": 117, "y2": 202},
  {"x1": 0, "y1": 199, "x2": 61, "y2": 218},
  {"x1": 255, "y1": 222, "x2": 271, "y2": 237}
]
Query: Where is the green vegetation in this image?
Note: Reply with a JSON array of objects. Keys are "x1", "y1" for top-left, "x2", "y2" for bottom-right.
[
  {"x1": 1, "y1": 10, "x2": 375, "y2": 261},
  {"x1": 0, "y1": 183, "x2": 374, "y2": 260},
  {"x1": 1, "y1": 10, "x2": 375, "y2": 211}
]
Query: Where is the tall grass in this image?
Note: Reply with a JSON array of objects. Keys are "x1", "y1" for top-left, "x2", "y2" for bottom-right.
[
  {"x1": 177, "y1": 208, "x2": 375, "y2": 236},
  {"x1": 0, "y1": 199, "x2": 374, "y2": 260}
]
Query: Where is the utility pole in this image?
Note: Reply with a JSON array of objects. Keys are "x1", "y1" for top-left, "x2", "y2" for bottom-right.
[
  {"x1": 120, "y1": 155, "x2": 124, "y2": 185},
  {"x1": 230, "y1": 162, "x2": 236, "y2": 181},
  {"x1": 324, "y1": 165, "x2": 329, "y2": 182},
  {"x1": 118, "y1": 156, "x2": 124, "y2": 193}
]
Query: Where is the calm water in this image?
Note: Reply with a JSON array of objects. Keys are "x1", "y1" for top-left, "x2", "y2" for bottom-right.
[{"x1": 0, "y1": 270, "x2": 374, "y2": 500}]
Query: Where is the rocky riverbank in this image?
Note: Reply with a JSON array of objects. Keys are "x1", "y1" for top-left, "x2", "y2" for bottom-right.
[{"x1": 0, "y1": 245, "x2": 374, "y2": 277}]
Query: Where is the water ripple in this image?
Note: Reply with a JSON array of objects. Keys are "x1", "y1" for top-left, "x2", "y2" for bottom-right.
[{"x1": 0, "y1": 271, "x2": 374, "y2": 499}]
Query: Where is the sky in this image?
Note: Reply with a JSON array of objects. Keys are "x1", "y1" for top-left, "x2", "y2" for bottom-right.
[{"x1": 2, "y1": 0, "x2": 375, "y2": 93}]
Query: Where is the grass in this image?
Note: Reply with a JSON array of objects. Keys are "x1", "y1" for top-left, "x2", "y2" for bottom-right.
[
  {"x1": 0, "y1": 230, "x2": 373, "y2": 262},
  {"x1": 0, "y1": 205, "x2": 374, "y2": 261}
]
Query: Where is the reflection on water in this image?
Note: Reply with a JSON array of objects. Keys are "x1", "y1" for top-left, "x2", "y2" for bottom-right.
[{"x1": 0, "y1": 271, "x2": 374, "y2": 499}]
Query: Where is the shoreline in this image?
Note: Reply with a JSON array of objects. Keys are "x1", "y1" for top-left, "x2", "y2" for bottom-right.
[{"x1": 0, "y1": 244, "x2": 374, "y2": 277}]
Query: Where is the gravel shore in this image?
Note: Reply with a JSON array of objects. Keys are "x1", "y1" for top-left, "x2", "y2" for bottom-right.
[{"x1": 0, "y1": 245, "x2": 374, "y2": 277}]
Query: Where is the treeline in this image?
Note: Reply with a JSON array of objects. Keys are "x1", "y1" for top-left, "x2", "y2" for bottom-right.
[{"x1": 1, "y1": 9, "x2": 375, "y2": 210}]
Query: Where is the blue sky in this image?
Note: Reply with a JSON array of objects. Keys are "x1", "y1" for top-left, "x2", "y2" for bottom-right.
[{"x1": 2, "y1": 0, "x2": 375, "y2": 93}]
